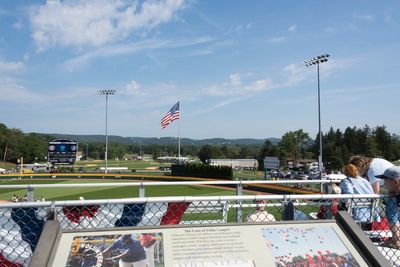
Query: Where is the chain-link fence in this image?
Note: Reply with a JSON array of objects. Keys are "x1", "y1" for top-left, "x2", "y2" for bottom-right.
[{"x1": 1, "y1": 194, "x2": 400, "y2": 266}]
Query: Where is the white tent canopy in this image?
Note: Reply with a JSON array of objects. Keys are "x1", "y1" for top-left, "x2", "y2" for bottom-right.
[{"x1": 323, "y1": 173, "x2": 346, "y2": 180}]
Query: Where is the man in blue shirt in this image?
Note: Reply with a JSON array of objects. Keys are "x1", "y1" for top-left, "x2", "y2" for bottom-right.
[
  {"x1": 376, "y1": 166, "x2": 400, "y2": 248},
  {"x1": 103, "y1": 234, "x2": 147, "y2": 267}
]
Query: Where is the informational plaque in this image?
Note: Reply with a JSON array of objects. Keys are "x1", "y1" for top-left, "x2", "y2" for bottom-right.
[
  {"x1": 47, "y1": 223, "x2": 368, "y2": 267},
  {"x1": 32, "y1": 212, "x2": 390, "y2": 267}
]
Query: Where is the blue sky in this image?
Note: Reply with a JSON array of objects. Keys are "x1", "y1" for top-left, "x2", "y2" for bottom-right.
[{"x1": 0, "y1": 0, "x2": 399, "y2": 139}]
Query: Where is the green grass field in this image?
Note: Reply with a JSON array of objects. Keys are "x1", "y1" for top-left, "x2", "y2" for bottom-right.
[
  {"x1": 0, "y1": 158, "x2": 288, "y2": 202},
  {"x1": 73, "y1": 157, "x2": 170, "y2": 172},
  {"x1": 0, "y1": 179, "x2": 250, "y2": 201}
]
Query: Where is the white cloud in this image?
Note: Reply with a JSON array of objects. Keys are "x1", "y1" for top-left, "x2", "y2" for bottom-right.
[
  {"x1": 279, "y1": 57, "x2": 356, "y2": 87},
  {"x1": 384, "y1": 12, "x2": 392, "y2": 23},
  {"x1": 63, "y1": 36, "x2": 213, "y2": 71},
  {"x1": 193, "y1": 9, "x2": 222, "y2": 31},
  {"x1": 0, "y1": 60, "x2": 25, "y2": 72},
  {"x1": 353, "y1": 14, "x2": 375, "y2": 22},
  {"x1": 168, "y1": 49, "x2": 213, "y2": 57},
  {"x1": 29, "y1": 0, "x2": 186, "y2": 51},
  {"x1": 23, "y1": 53, "x2": 30, "y2": 62},
  {"x1": 0, "y1": 60, "x2": 32, "y2": 103},
  {"x1": 324, "y1": 84, "x2": 397, "y2": 100},
  {"x1": 13, "y1": 20, "x2": 24, "y2": 30},
  {"x1": 0, "y1": 59, "x2": 98, "y2": 105},
  {"x1": 0, "y1": 83, "x2": 40, "y2": 104},
  {"x1": 281, "y1": 63, "x2": 309, "y2": 86},
  {"x1": 288, "y1": 24, "x2": 297, "y2": 32},
  {"x1": 229, "y1": 73, "x2": 241, "y2": 86},
  {"x1": 203, "y1": 73, "x2": 272, "y2": 97},
  {"x1": 235, "y1": 22, "x2": 252, "y2": 32},
  {"x1": 324, "y1": 27, "x2": 336, "y2": 33},
  {"x1": 245, "y1": 78, "x2": 272, "y2": 92},
  {"x1": 186, "y1": 95, "x2": 252, "y2": 118},
  {"x1": 268, "y1": 36, "x2": 286, "y2": 43},
  {"x1": 320, "y1": 57, "x2": 357, "y2": 76},
  {"x1": 124, "y1": 80, "x2": 142, "y2": 95}
]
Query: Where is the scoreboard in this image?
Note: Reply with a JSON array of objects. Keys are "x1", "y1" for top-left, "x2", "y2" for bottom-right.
[{"x1": 48, "y1": 139, "x2": 78, "y2": 164}]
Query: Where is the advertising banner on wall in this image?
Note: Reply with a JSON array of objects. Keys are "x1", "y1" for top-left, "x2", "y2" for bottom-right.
[{"x1": 263, "y1": 157, "x2": 280, "y2": 170}]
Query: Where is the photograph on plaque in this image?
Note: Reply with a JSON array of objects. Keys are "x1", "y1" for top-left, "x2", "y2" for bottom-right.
[
  {"x1": 262, "y1": 226, "x2": 361, "y2": 267},
  {"x1": 66, "y1": 232, "x2": 164, "y2": 267}
]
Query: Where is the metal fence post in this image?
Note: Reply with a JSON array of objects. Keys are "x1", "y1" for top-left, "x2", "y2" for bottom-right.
[
  {"x1": 47, "y1": 201, "x2": 56, "y2": 220},
  {"x1": 27, "y1": 186, "x2": 35, "y2": 202},
  {"x1": 139, "y1": 183, "x2": 145, "y2": 197},
  {"x1": 236, "y1": 182, "x2": 243, "y2": 223},
  {"x1": 323, "y1": 182, "x2": 331, "y2": 194}
]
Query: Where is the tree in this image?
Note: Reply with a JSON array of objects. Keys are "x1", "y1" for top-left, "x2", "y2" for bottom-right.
[
  {"x1": 198, "y1": 145, "x2": 213, "y2": 164},
  {"x1": 374, "y1": 125, "x2": 394, "y2": 160},
  {"x1": 260, "y1": 140, "x2": 279, "y2": 157},
  {"x1": 324, "y1": 141, "x2": 344, "y2": 171},
  {"x1": 19, "y1": 133, "x2": 48, "y2": 163},
  {"x1": 278, "y1": 129, "x2": 312, "y2": 161},
  {"x1": 257, "y1": 140, "x2": 279, "y2": 169},
  {"x1": 0, "y1": 123, "x2": 9, "y2": 162},
  {"x1": 343, "y1": 127, "x2": 358, "y2": 155},
  {"x1": 239, "y1": 146, "x2": 250, "y2": 158}
]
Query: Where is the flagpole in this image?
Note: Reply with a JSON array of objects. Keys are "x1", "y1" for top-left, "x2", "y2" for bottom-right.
[{"x1": 178, "y1": 100, "x2": 181, "y2": 164}]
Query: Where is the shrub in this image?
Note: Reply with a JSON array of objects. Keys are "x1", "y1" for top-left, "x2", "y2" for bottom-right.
[{"x1": 171, "y1": 163, "x2": 233, "y2": 180}]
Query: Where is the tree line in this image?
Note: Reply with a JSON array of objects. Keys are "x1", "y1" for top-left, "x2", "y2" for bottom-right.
[
  {"x1": 0, "y1": 123, "x2": 399, "y2": 171},
  {"x1": 256, "y1": 126, "x2": 400, "y2": 171}
]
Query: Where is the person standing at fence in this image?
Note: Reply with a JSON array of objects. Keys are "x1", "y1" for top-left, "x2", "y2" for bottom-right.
[
  {"x1": 103, "y1": 234, "x2": 147, "y2": 267},
  {"x1": 376, "y1": 166, "x2": 400, "y2": 248},
  {"x1": 340, "y1": 164, "x2": 375, "y2": 225},
  {"x1": 350, "y1": 156, "x2": 394, "y2": 194},
  {"x1": 246, "y1": 200, "x2": 276, "y2": 222}
]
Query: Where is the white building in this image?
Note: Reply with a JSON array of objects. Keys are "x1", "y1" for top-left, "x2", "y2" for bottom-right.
[
  {"x1": 209, "y1": 159, "x2": 258, "y2": 170},
  {"x1": 157, "y1": 156, "x2": 188, "y2": 163}
]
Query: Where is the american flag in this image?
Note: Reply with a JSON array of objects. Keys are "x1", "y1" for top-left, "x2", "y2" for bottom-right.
[{"x1": 161, "y1": 102, "x2": 180, "y2": 129}]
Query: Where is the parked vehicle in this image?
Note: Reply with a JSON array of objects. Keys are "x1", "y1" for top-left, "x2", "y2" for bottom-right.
[{"x1": 298, "y1": 174, "x2": 309, "y2": 180}]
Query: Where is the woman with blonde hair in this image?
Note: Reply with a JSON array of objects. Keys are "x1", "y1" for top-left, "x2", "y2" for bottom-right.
[
  {"x1": 341, "y1": 164, "x2": 374, "y2": 195},
  {"x1": 350, "y1": 156, "x2": 394, "y2": 194}
]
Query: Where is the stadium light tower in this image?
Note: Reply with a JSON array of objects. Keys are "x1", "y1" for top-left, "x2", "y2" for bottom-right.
[
  {"x1": 98, "y1": 89, "x2": 115, "y2": 174},
  {"x1": 305, "y1": 54, "x2": 329, "y2": 179}
]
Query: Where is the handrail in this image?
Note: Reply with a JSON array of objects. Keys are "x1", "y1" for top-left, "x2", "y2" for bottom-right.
[
  {"x1": 0, "y1": 194, "x2": 382, "y2": 208},
  {"x1": 0, "y1": 179, "x2": 342, "y2": 189}
]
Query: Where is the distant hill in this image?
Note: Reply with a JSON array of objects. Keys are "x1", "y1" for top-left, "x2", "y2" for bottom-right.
[{"x1": 45, "y1": 134, "x2": 280, "y2": 146}]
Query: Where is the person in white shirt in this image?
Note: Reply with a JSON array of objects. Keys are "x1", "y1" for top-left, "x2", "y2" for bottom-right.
[
  {"x1": 246, "y1": 200, "x2": 276, "y2": 222},
  {"x1": 350, "y1": 156, "x2": 394, "y2": 194}
]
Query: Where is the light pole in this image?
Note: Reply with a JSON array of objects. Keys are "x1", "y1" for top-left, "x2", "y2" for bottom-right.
[
  {"x1": 98, "y1": 89, "x2": 115, "y2": 174},
  {"x1": 305, "y1": 54, "x2": 329, "y2": 179}
]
